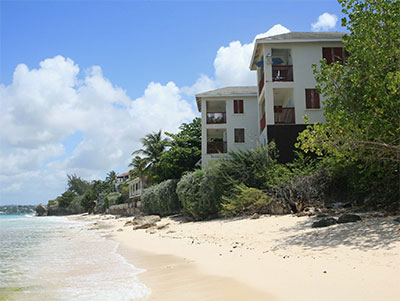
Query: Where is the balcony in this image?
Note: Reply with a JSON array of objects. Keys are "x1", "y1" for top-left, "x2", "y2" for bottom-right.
[
  {"x1": 258, "y1": 72, "x2": 265, "y2": 94},
  {"x1": 207, "y1": 141, "x2": 227, "y2": 154},
  {"x1": 272, "y1": 65, "x2": 293, "y2": 82},
  {"x1": 260, "y1": 113, "x2": 266, "y2": 133},
  {"x1": 274, "y1": 107, "x2": 295, "y2": 124},
  {"x1": 207, "y1": 112, "x2": 226, "y2": 124}
]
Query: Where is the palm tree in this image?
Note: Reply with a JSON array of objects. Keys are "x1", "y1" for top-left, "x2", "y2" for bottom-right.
[
  {"x1": 105, "y1": 170, "x2": 117, "y2": 184},
  {"x1": 132, "y1": 130, "x2": 167, "y2": 181},
  {"x1": 129, "y1": 156, "x2": 148, "y2": 181}
]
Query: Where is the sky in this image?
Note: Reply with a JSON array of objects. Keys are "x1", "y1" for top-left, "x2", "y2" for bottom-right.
[{"x1": 0, "y1": 0, "x2": 345, "y2": 205}]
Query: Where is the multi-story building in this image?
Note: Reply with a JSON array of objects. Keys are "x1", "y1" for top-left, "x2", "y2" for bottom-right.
[
  {"x1": 250, "y1": 32, "x2": 345, "y2": 161},
  {"x1": 197, "y1": 32, "x2": 346, "y2": 166},
  {"x1": 195, "y1": 87, "x2": 258, "y2": 168}
]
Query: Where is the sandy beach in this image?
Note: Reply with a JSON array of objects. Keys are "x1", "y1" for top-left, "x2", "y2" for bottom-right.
[{"x1": 75, "y1": 213, "x2": 400, "y2": 301}]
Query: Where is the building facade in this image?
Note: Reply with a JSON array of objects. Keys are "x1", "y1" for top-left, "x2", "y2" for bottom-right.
[
  {"x1": 195, "y1": 87, "x2": 258, "y2": 168},
  {"x1": 197, "y1": 32, "x2": 345, "y2": 166}
]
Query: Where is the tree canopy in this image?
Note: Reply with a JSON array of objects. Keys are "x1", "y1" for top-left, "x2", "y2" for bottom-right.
[{"x1": 297, "y1": 0, "x2": 400, "y2": 204}]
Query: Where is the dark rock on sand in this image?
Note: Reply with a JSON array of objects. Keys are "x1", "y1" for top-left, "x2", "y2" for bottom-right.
[
  {"x1": 393, "y1": 217, "x2": 400, "y2": 223},
  {"x1": 312, "y1": 218, "x2": 337, "y2": 228},
  {"x1": 35, "y1": 204, "x2": 48, "y2": 216},
  {"x1": 132, "y1": 215, "x2": 161, "y2": 230},
  {"x1": 337, "y1": 214, "x2": 361, "y2": 224}
]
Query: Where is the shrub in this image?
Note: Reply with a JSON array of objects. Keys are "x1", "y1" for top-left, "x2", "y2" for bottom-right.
[
  {"x1": 142, "y1": 179, "x2": 180, "y2": 216},
  {"x1": 221, "y1": 184, "x2": 273, "y2": 217},
  {"x1": 177, "y1": 166, "x2": 223, "y2": 220},
  {"x1": 68, "y1": 195, "x2": 84, "y2": 213},
  {"x1": 58, "y1": 191, "x2": 76, "y2": 208},
  {"x1": 81, "y1": 189, "x2": 96, "y2": 212},
  {"x1": 118, "y1": 183, "x2": 130, "y2": 204}
]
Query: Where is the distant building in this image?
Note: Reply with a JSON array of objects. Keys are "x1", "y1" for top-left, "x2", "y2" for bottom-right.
[{"x1": 114, "y1": 171, "x2": 131, "y2": 192}]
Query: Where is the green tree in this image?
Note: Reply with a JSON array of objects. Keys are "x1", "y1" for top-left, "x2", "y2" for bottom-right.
[
  {"x1": 132, "y1": 130, "x2": 167, "y2": 182},
  {"x1": 298, "y1": 0, "x2": 400, "y2": 204},
  {"x1": 67, "y1": 174, "x2": 91, "y2": 196},
  {"x1": 57, "y1": 191, "x2": 76, "y2": 209},
  {"x1": 105, "y1": 171, "x2": 117, "y2": 184},
  {"x1": 129, "y1": 155, "x2": 148, "y2": 181},
  {"x1": 156, "y1": 118, "x2": 202, "y2": 182},
  {"x1": 81, "y1": 189, "x2": 96, "y2": 212}
]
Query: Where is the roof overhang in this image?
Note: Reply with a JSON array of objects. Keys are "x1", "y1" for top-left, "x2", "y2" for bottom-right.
[
  {"x1": 249, "y1": 38, "x2": 343, "y2": 70},
  {"x1": 196, "y1": 93, "x2": 257, "y2": 112}
]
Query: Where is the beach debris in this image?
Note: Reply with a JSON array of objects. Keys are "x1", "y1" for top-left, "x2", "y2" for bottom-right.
[
  {"x1": 167, "y1": 230, "x2": 176, "y2": 234},
  {"x1": 267, "y1": 201, "x2": 292, "y2": 215},
  {"x1": 250, "y1": 213, "x2": 260, "y2": 219},
  {"x1": 117, "y1": 228, "x2": 123, "y2": 232},
  {"x1": 132, "y1": 215, "x2": 161, "y2": 230},
  {"x1": 337, "y1": 214, "x2": 361, "y2": 224},
  {"x1": 312, "y1": 218, "x2": 337, "y2": 228}
]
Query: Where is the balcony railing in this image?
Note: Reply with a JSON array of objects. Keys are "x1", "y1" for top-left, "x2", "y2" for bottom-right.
[
  {"x1": 260, "y1": 113, "x2": 266, "y2": 133},
  {"x1": 258, "y1": 72, "x2": 265, "y2": 94},
  {"x1": 272, "y1": 65, "x2": 293, "y2": 82},
  {"x1": 206, "y1": 112, "x2": 226, "y2": 124},
  {"x1": 274, "y1": 107, "x2": 295, "y2": 124},
  {"x1": 207, "y1": 141, "x2": 227, "y2": 154}
]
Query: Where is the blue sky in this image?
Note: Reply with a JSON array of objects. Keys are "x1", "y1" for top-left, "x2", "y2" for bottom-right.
[{"x1": 0, "y1": 0, "x2": 345, "y2": 205}]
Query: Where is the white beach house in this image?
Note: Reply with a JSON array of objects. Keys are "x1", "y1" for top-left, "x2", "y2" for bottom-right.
[
  {"x1": 250, "y1": 32, "x2": 345, "y2": 161},
  {"x1": 195, "y1": 87, "x2": 258, "y2": 168},
  {"x1": 196, "y1": 32, "x2": 346, "y2": 166}
]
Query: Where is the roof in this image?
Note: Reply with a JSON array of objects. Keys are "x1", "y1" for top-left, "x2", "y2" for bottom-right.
[
  {"x1": 195, "y1": 86, "x2": 257, "y2": 111},
  {"x1": 250, "y1": 32, "x2": 345, "y2": 70},
  {"x1": 117, "y1": 171, "x2": 130, "y2": 178}
]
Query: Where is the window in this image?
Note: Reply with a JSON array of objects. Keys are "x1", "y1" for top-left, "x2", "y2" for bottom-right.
[
  {"x1": 233, "y1": 99, "x2": 244, "y2": 114},
  {"x1": 322, "y1": 47, "x2": 348, "y2": 65},
  {"x1": 305, "y1": 89, "x2": 320, "y2": 109},
  {"x1": 234, "y1": 129, "x2": 245, "y2": 143}
]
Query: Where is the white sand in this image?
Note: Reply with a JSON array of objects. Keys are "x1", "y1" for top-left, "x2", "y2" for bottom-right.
[{"x1": 77, "y1": 213, "x2": 400, "y2": 301}]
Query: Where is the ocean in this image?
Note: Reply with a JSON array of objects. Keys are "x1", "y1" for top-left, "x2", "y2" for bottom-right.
[{"x1": 0, "y1": 214, "x2": 150, "y2": 300}]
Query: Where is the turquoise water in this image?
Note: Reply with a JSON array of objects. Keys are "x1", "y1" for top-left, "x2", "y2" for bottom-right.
[{"x1": 0, "y1": 215, "x2": 150, "y2": 300}]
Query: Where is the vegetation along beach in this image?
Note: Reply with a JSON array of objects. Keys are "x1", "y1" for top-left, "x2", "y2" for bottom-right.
[{"x1": 1, "y1": 0, "x2": 399, "y2": 300}]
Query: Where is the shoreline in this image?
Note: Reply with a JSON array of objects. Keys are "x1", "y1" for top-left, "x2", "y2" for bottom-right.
[{"x1": 74, "y1": 213, "x2": 400, "y2": 300}]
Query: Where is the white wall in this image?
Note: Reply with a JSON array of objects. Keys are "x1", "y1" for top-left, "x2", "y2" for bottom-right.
[
  {"x1": 259, "y1": 41, "x2": 343, "y2": 125},
  {"x1": 201, "y1": 95, "x2": 258, "y2": 168}
]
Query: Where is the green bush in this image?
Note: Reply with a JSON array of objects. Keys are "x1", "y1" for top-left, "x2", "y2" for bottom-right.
[
  {"x1": 142, "y1": 179, "x2": 180, "y2": 216},
  {"x1": 68, "y1": 195, "x2": 84, "y2": 213},
  {"x1": 177, "y1": 166, "x2": 223, "y2": 220},
  {"x1": 118, "y1": 183, "x2": 130, "y2": 204},
  {"x1": 221, "y1": 184, "x2": 273, "y2": 216},
  {"x1": 221, "y1": 184, "x2": 273, "y2": 217},
  {"x1": 58, "y1": 191, "x2": 76, "y2": 208}
]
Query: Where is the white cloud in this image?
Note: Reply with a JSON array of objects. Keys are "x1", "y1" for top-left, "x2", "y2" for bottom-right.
[
  {"x1": 0, "y1": 24, "x2": 292, "y2": 204},
  {"x1": 253, "y1": 24, "x2": 291, "y2": 41},
  {"x1": 0, "y1": 56, "x2": 197, "y2": 204},
  {"x1": 182, "y1": 24, "x2": 291, "y2": 92},
  {"x1": 311, "y1": 13, "x2": 338, "y2": 32}
]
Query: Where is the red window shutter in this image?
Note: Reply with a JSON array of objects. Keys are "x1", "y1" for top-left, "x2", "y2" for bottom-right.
[
  {"x1": 305, "y1": 89, "x2": 312, "y2": 108},
  {"x1": 333, "y1": 47, "x2": 343, "y2": 64},
  {"x1": 314, "y1": 90, "x2": 320, "y2": 109},
  {"x1": 322, "y1": 47, "x2": 333, "y2": 65},
  {"x1": 239, "y1": 100, "x2": 244, "y2": 113},
  {"x1": 234, "y1": 100, "x2": 238, "y2": 113}
]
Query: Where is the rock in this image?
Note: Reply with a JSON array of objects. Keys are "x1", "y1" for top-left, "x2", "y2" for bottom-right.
[
  {"x1": 250, "y1": 213, "x2": 260, "y2": 219},
  {"x1": 156, "y1": 222, "x2": 169, "y2": 230},
  {"x1": 132, "y1": 215, "x2": 161, "y2": 230},
  {"x1": 268, "y1": 201, "x2": 291, "y2": 215},
  {"x1": 35, "y1": 204, "x2": 48, "y2": 216},
  {"x1": 124, "y1": 220, "x2": 134, "y2": 227},
  {"x1": 393, "y1": 217, "x2": 400, "y2": 223},
  {"x1": 337, "y1": 214, "x2": 361, "y2": 224},
  {"x1": 312, "y1": 218, "x2": 337, "y2": 228},
  {"x1": 117, "y1": 228, "x2": 123, "y2": 232}
]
